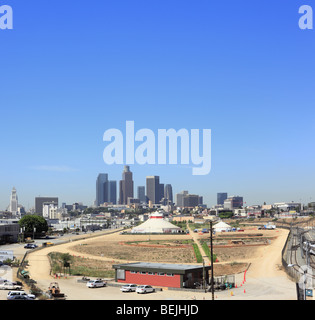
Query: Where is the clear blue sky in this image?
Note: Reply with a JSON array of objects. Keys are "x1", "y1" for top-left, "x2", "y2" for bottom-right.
[{"x1": 0, "y1": 0, "x2": 315, "y2": 210}]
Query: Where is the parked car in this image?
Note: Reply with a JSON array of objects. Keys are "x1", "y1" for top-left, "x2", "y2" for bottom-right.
[
  {"x1": 0, "y1": 281, "x2": 23, "y2": 290},
  {"x1": 136, "y1": 285, "x2": 155, "y2": 294},
  {"x1": 120, "y1": 284, "x2": 138, "y2": 292},
  {"x1": 7, "y1": 290, "x2": 35, "y2": 300},
  {"x1": 86, "y1": 279, "x2": 106, "y2": 288},
  {"x1": 24, "y1": 244, "x2": 38, "y2": 249}
]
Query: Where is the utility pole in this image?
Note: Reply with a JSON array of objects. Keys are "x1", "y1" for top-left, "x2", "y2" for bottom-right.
[
  {"x1": 210, "y1": 220, "x2": 215, "y2": 300},
  {"x1": 203, "y1": 259, "x2": 206, "y2": 293}
]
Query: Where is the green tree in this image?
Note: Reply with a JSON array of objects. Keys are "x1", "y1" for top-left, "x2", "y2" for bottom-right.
[
  {"x1": 60, "y1": 253, "x2": 73, "y2": 275},
  {"x1": 19, "y1": 215, "x2": 48, "y2": 238},
  {"x1": 218, "y1": 211, "x2": 234, "y2": 219}
]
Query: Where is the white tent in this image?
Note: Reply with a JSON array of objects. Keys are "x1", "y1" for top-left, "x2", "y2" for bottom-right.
[
  {"x1": 131, "y1": 212, "x2": 182, "y2": 234},
  {"x1": 213, "y1": 221, "x2": 231, "y2": 233}
]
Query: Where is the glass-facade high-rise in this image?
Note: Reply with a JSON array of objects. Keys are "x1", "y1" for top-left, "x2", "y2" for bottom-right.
[
  {"x1": 96, "y1": 174, "x2": 108, "y2": 206},
  {"x1": 217, "y1": 193, "x2": 228, "y2": 205},
  {"x1": 119, "y1": 166, "x2": 134, "y2": 205},
  {"x1": 108, "y1": 180, "x2": 117, "y2": 205},
  {"x1": 96, "y1": 174, "x2": 117, "y2": 206},
  {"x1": 164, "y1": 184, "x2": 173, "y2": 204},
  {"x1": 146, "y1": 176, "x2": 160, "y2": 204},
  {"x1": 137, "y1": 186, "x2": 146, "y2": 203}
]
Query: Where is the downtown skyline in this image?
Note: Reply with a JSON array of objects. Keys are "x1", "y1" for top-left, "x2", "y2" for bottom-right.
[
  {"x1": 0, "y1": 1, "x2": 314, "y2": 210},
  {"x1": 1, "y1": 163, "x2": 313, "y2": 212}
]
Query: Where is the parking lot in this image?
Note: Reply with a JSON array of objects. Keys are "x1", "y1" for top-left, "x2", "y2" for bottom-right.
[{"x1": 0, "y1": 277, "x2": 199, "y2": 301}]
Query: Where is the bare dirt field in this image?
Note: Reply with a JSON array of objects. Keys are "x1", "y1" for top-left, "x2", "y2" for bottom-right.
[{"x1": 71, "y1": 239, "x2": 196, "y2": 264}]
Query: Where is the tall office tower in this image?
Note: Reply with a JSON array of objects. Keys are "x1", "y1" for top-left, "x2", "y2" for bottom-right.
[
  {"x1": 146, "y1": 176, "x2": 161, "y2": 204},
  {"x1": 119, "y1": 166, "x2": 134, "y2": 205},
  {"x1": 175, "y1": 190, "x2": 188, "y2": 207},
  {"x1": 164, "y1": 184, "x2": 173, "y2": 203},
  {"x1": 217, "y1": 193, "x2": 228, "y2": 205},
  {"x1": 35, "y1": 197, "x2": 58, "y2": 215},
  {"x1": 159, "y1": 183, "x2": 164, "y2": 203},
  {"x1": 108, "y1": 180, "x2": 117, "y2": 204},
  {"x1": 96, "y1": 174, "x2": 109, "y2": 206},
  {"x1": 9, "y1": 187, "x2": 18, "y2": 216},
  {"x1": 137, "y1": 186, "x2": 146, "y2": 203}
]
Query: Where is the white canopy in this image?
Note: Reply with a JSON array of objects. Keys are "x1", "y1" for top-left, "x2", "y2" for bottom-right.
[
  {"x1": 213, "y1": 221, "x2": 231, "y2": 232},
  {"x1": 131, "y1": 213, "x2": 181, "y2": 234}
]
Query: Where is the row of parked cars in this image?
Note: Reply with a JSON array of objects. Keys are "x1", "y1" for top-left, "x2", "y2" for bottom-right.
[
  {"x1": 85, "y1": 280, "x2": 155, "y2": 294},
  {"x1": 0, "y1": 277, "x2": 35, "y2": 300},
  {"x1": 120, "y1": 284, "x2": 155, "y2": 294}
]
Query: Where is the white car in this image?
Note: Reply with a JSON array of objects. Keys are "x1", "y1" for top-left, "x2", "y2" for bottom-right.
[
  {"x1": 136, "y1": 285, "x2": 155, "y2": 294},
  {"x1": 120, "y1": 284, "x2": 138, "y2": 292},
  {"x1": 0, "y1": 282, "x2": 23, "y2": 290},
  {"x1": 7, "y1": 290, "x2": 36, "y2": 300},
  {"x1": 86, "y1": 279, "x2": 106, "y2": 288}
]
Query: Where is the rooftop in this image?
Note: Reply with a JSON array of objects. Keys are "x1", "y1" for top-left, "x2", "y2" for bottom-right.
[{"x1": 113, "y1": 262, "x2": 211, "y2": 274}]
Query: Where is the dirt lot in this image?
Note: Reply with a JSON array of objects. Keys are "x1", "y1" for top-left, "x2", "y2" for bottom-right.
[
  {"x1": 71, "y1": 239, "x2": 196, "y2": 264},
  {"x1": 69, "y1": 228, "x2": 276, "y2": 269},
  {"x1": 22, "y1": 226, "x2": 297, "y2": 300}
]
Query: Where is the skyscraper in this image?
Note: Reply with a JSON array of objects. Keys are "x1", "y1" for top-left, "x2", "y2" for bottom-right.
[
  {"x1": 96, "y1": 174, "x2": 108, "y2": 206},
  {"x1": 217, "y1": 193, "x2": 228, "y2": 205},
  {"x1": 119, "y1": 166, "x2": 134, "y2": 205},
  {"x1": 146, "y1": 176, "x2": 161, "y2": 204},
  {"x1": 159, "y1": 183, "x2": 164, "y2": 203},
  {"x1": 164, "y1": 184, "x2": 173, "y2": 204},
  {"x1": 108, "y1": 181, "x2": 117, "y2": 204},
  {"x1": 137, "y1": 186, "x2": 146, "y2": 203},
  {"x1": 9, "y1": 187, "x2": 18, "y2": 216}
]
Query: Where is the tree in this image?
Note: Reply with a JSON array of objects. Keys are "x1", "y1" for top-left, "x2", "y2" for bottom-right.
[
  {"x1": 218, "y1": 211, "x2": 234, "y2": 219},
  {"x1": 19, "y1": 215, "x2": 48, "y2": 238},
  {"x1": 59, "y1": 253, "x2": 73, "y2": 275}
]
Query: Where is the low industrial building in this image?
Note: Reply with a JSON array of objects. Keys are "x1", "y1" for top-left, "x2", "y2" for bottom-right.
[
  {"x1": 113, "y1": 262, "x2": 211, "y2": 289},
  {"x1": 0, "y1": 221, "x2": 20, "y2": 244}
]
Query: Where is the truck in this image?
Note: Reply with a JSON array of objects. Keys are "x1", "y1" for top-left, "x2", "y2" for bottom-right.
[
  {"x1": 265, "y1": 223, "x2": 276, "y2": 230},
  {"x1": 47, "y1": 282, "x2": 66, "y2": 300}
]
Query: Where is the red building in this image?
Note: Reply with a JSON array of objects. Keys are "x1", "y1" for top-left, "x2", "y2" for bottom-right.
[{"x1": 113, "y1": 262, "x2": 211, "y2": 289}]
